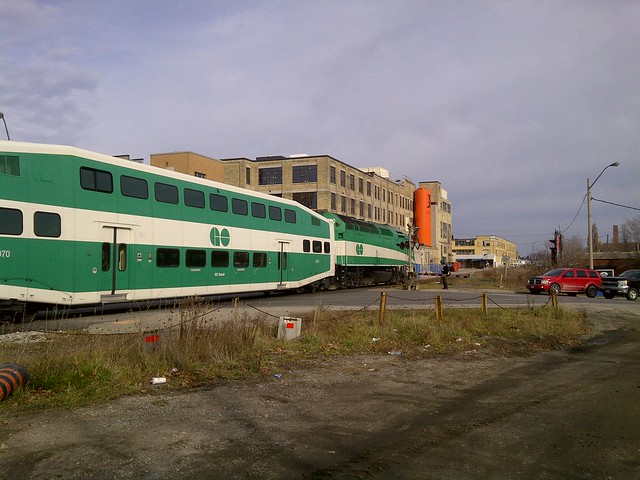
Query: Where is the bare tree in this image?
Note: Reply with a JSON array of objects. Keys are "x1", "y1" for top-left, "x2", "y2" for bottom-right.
[
  {"x1": 622, "y1": 215, "x2": 640, "y2": 252},
  {"x1": 560, "y1": 235, "x2": 587, "y2": 266}
]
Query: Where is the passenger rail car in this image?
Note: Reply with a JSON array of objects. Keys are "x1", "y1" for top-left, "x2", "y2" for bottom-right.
[
  {"x1": 0, "y1": 141, "x2": 334, "y2": 317},
  {"x1": 320, "y1": 212, "x2": 409, "y2": 287}
]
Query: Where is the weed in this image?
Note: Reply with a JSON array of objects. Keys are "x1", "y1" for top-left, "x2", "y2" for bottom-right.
[{"x1": 0, "y1": 303, "x2": 589, "y2": 416}]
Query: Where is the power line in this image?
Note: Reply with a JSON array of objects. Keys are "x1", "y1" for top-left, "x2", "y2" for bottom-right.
[
  {"x1": 562, "y1": 194, "x2": 587, "y2": 234},
  {"x1": 592, "y1": 198, "x2": 640, "y2": 211}
]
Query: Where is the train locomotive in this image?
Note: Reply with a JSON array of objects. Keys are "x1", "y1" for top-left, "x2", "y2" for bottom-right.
[{"x1": 0, "y1": 141, "x2": 409, "y2": 319}]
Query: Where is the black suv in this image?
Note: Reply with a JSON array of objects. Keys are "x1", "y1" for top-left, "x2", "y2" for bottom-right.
[{"x1": 600, "y1": 269, "x2": 640, "y2": 301}]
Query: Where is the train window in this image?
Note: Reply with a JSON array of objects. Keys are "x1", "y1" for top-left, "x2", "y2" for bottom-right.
[
  {"x1": 0, "y1": 155, "x2": 20, "y2": 176},
  {"x1": 210, "y1": 193, "x2": 228, "y2": 212},
  {"x1": 253, "y1": 252, "x2": 267, "y2": 268},
  {"x1": 279, "y1": 251, "x2": 288, "y2": 270},
  {"x1": 101, "y1": 243, "x2": 110, "y2": 271},
  {"x1": 269, "y1": 206, "x2": 282, "y2": 221},
  {"x1": 0, "y1": 207, "x2": 23, "y2": 235},
  {"x1": 233, "y1": 251, "x2": 249, "y2": 268},
  {"x1": 34, "y1": 211, "x2": 61, "y2": 238},
  {"x1": 118, "y1": 244, "x2": 127, "y2": 272},
  {"x1": 284, "y1": 209, "x2": 296, "y2": 224},
  {"x1": 303, "y1": 240, "x2": 311, "y2": 252},
  {"x1": 156, "y1": 248, "x2": 180, "y2": 267},
  {"x1": 324, "y1": 242, "x2": 330, "y2": 253},
  {"x1": 311, "y1": 216, "x2": 320, "y2": 226},
  {"x1": 312, "y1": 241, "x2": 322, "y2": 253},
  {"x1": 80, "y1": 167, "x2": 113, "y2": 193},
  {"x1": 155, "y1": 182, "x2": 179, "y2": 204},
  {"x1": 186, "y1": 249, "x2": 207, "y2": 267},
  {"x1": 121, "y1": 175, "x2": 148, "y2": 199},
  {"x1": 184, "y1": 188, "x2": 205, "y2": 208},
  {"x1": 251, "y1": 202, "x2": 266, "y2": 218},
  {"x1": 232, "y1": 198, "x2": 248, "y2": 216},
  {"x1": 211, "y1": 250, "x2": 229, "y2": 268}
]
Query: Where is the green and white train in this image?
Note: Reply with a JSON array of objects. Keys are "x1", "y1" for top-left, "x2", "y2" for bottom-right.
[{"x1": 0, "y1": 141, "x2": 408, "y2": 318}]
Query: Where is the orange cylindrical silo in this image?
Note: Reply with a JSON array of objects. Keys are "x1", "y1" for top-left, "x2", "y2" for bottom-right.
[{"x1": 414, "y1": 187, "x2": 431, "y2": 246}]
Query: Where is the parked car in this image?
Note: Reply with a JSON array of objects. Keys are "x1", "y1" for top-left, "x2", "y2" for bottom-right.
[
  {"x1": 600, "y1": 269, "x2": 640, "y2": 301},
  {"x1": 526, "y1": 267, "x2": 602, "y2": 298}
]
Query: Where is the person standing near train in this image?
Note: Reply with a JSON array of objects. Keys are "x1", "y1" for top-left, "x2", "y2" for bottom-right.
[{"x1": 441, "y1": 260, "x2": 450, "y2": 289}]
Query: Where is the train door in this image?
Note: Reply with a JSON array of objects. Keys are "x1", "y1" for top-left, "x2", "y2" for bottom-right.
[
  {"x1": 100, "y1": 227, "x2": 131, "y2": 301},
  {"x1": 277, "y1": 241, "x2": 290, "y2": 289}
]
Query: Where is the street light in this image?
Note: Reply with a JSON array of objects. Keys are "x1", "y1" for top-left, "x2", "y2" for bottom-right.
[{"x1": 587, "y1": 162, "x2": 619, "y2": 269}]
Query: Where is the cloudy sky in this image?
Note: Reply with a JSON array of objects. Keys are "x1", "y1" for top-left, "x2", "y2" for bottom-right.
[{"x1": 1, "y1": 0, "x2": 639, "y2": 255}]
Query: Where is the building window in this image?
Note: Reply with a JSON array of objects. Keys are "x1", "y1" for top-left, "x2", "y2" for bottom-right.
[
  {"x1": 367, "y1": 204, "x2": 372, "y2": 219},
  {"x1": 350, "y1": 198, "x2": 356, "y2": 215},
  {"x1": 331, "y1": 193, "x2": 336, "y2": 210},
  {"x1": 292, "y1": 165, "x2": 317, "y2": 183},
  {"x1": 367, "y1": 181, "x2": 371, "y2": 196},
  {"x1": 330, "y1": 166, "x2": 336, "y2": 184},
  {"x1": 340, "y1": 170, "x2": 346, "y2": 187},
  {"x1": 341, "y1": 195, "x2": 346, "y2": 213},
  {"x1": 292, "y1": 192, "x2": 317, "y2": 209},
  {"x1": 194, "y1": 172, "x2": 206, "y2": 179},
  {"x1": 358, "y1": 178, "x2": 363, "y2": 193},
  {"x1": 349, "y1": 174, "x2": 355, "y2": 190},
  {"x1": 259, "y1": 167, "x2": 282, "y2": 185},
  {"x1": 245, "y1": 167, "x2": 251, "y2": 185}
]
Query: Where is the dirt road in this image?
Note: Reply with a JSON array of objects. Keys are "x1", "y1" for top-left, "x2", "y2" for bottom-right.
[{"x1": 1, "y1": 309, "x2": 639, "y2": 479}]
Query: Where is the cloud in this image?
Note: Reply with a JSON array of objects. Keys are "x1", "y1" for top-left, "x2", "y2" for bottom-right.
[{"x1": 1, "y1": 0, "x2": 639, "y2": 254}]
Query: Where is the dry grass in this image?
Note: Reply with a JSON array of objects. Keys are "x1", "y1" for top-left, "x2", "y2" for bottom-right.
[{"x1": 0, "y1": 300, "x2": 589, "y2": 417}]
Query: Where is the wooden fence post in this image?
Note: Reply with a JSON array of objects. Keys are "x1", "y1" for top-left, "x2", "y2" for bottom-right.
[
  {"x1": 482, "y1": 293, "x2": 488, "y2": 320},
  {"x1": 378, "y1": 292, "x2": 387, "y2": 325},
  {"x1": 435, "y1": 295, "x2": 443, "y2": 321}
]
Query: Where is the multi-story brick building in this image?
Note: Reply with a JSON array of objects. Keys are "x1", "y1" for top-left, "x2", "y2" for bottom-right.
[
  {"x1": 452, "y1": 235, "x2": 518, "y2": 268},
  {"x1": 150, "y1": 151, "x2": 224, "y2": 180},
  {"x1": 217, "y1": 154, "x2": 416, "y2": 231}
]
